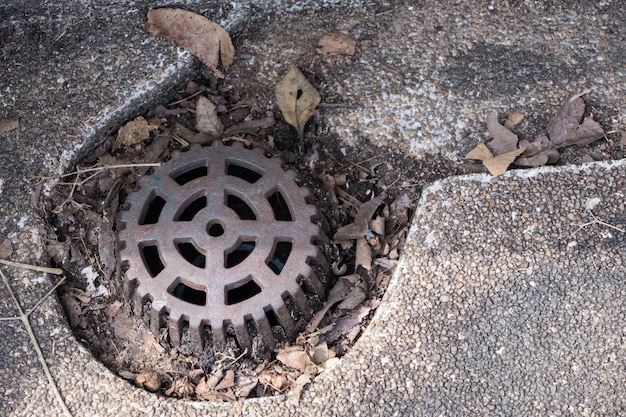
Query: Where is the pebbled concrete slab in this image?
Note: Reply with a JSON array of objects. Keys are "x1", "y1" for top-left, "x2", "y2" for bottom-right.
[{"x1": 1, "y1": 1, "x2": 625, "y2": 416}]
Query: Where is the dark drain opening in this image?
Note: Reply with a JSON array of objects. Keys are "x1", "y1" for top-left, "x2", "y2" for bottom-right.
[
  {"x1": 140, "y1": 192, "x2": 166, "y2": 225},
  {"x1": 225, "y1": 240, "x2": 256, "y2": 268},
  {"x1": 175, "y1": 241, "x2": 206, "y2": 268},
  {"x1": 226, "y1": 277, "x2": 262, "y2": 305},
  {"x1": 267, "y1": 241, "x2": 292, "y2": 274},
  {"x1": 169, "y1": 279, "x2": 207, "y2": 306},
  {"x1": 227, "y1": 162, "x2": 263, "y2": 183},
  {"x1": 226, "y1": 194, "x2": 257, "y2": 220},
  {"x1": 267, "y1": 190, "x2": 292, "y2": 221},
  {"x1": 207, "y1": 222, "x2": 225, "y2": 237},
  {"x1": 171, "y1": 163, "x2": 208, "y2": 185},
  {"x1": 139, "y1": 243, "x2": 165, "y2": 277},
  {"x1": 265, "y1": 308, "x2": 280, "y2": 327},
  {"x1": 175, "y1": 195, "x2": 207, "y2": 221}
]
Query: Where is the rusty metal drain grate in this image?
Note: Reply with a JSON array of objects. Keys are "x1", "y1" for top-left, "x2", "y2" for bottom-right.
[{"x1": 118, "y1": 142, "x2": 326, "y2": 352}]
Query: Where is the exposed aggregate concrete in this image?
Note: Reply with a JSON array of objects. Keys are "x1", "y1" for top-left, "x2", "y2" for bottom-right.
[{"x1": 1, "y1": 0, "x2": 626, "y2": 416}]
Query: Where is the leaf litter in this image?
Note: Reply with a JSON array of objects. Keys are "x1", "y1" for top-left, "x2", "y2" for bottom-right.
[{"x1": 465, "y1": 90, "x2": 606, "y2": 175}]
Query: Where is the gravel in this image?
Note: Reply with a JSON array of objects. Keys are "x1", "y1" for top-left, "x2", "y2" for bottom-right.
[{"x1": 1, "y1": 0, "x2": 625, "y2": 416}]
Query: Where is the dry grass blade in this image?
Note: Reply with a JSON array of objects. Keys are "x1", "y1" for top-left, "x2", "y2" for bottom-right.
[{"x1": 0, "y1": 266, "x2": 72, "y2": 417}]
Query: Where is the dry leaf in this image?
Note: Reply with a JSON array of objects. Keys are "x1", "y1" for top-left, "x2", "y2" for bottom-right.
[
  {"x1": 317, "y1": 32, "x2": 357, "y2": 56},
  {"x1": 289, "y1": 374, "x2": 311, "y2": 406},
  {"x1": 214, "y1": 369, "x2": 235, "y2": 390},
  {"x1": 519, "y1": 134, "x2": 553, "y2": 157},
  {"x1": 515, "y1": 149, "x2": 559, "y2": 167},
  {"x1": 0, "y1": 240, "x2": 13, "y2": 259},
  {"x1": 259, "y1": 370, "x2": 289, "y2": 391},
  {"x1": 485, "y1": 111, "x2": 519, "y2": 155},
  {"x1": 305, "y1": 274, "x2": 359, "y2": 333},
  {"x1": 504, "y1": 112, "x2": 524, "y2": 129},
  {"x1": 464, "y1": 143, "x2": 493, "y2": 161},
  {"x1": 275, "y1": 66, "x2": 321, "y2": 140},
  {"x1": 482, "y1": 147, "x2": 525, "y2": 176},
  {"x1": 196, "y1": 96, "x2": 224, "y2": 137},
  {"x1": 135, "y1": 371, "x2": 161, "y2": 392},
  {"x1": 276, "y1": 347, "x2": 315, "y2": 373},
  {"x1": 548, "y1": 93, "x2": 604, "y2": 147},
  {"x1": 0, "y1": 119, "x2": 18, "y2": 136},
  {"x1": 113, "y1": 116, "x2": 158, "y2": 150},
  {"x1": 145, "y1": 8, "x2": 234, "y2": 78},
  {"x1": 310, "y1": 343, "x2": 334, "y2": 365}
]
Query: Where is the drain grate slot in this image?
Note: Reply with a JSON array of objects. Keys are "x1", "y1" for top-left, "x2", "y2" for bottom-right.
[
  {"x1": 225, "y1": 240, "x2": 256, "y2": 268},
  {"x1": 226, "y1": 277, "x2": 262, "y2": 305},
  {"x1": 267, "y1": 190, "x2": 292, "y2": 221},
  {"x1": 175, "y1": 195, "x2": 207, "y2": 221},
  {"x1": 226, "y1": 194, "x2": 257, "y2": 220},
  {"x1": 226, "y1": 162, "x2": 263, "y2": 183},
  {"x1": 168, "y1": 279, "x2": 207, "y2": 306},
  {"x1": 119, "y1": 142, "x2": 326, "y2": 353},
  {"x1": 175, "y1": 240, "x2": 206, "y2": 268},
  {"x1": 267, "y1": 241, "x2": 292, "y2": 275},
  {"x1": 171, "y1": 163, "x2": 208, "y2": 185},
  {"x1": 139, "y1": 243, "x2": 165, "y2": 277},
  {"x1": 140, "y1": 192, "x2": 166, "y2": 225}
]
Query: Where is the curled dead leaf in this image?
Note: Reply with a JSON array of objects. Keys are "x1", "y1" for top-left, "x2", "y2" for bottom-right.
[
  {"x1": 482, "y1": 147, "x2": 526, "y2": 176},
  {"x1": 317, "y1": 32, "x2": 357, "y2": 56},
  {"x1": 113, "y1": 116, "x2": 158, "y2": 151},
  {"x1": 135, "y1": 371, "x2": 161, "y2": 392},
  {"x1": 196, "y1": 96, "x2": 224, "y2": 137},
  {"x1": 485, "y1": 111, "x2": 519, "y2": 155},
  {"x1": 145, "y1": 8, "x2": 234, "y2": 78},
  {"x1": 289, "y1": 374, "x2": 311, "y2": 406},
  {"x1": 276, "y1": 347, "x2": 315, "y2": 373},
  {"x1": 275, "y1": 66, "x2": 321, "y2": 140},
  {"x1": 504, "y1": 111, "x2": 524, "y2": 129}
]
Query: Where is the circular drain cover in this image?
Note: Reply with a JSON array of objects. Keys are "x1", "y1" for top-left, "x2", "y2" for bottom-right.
[{"x1": 118, "y1": 142, "x2": 326, "y2": 352}]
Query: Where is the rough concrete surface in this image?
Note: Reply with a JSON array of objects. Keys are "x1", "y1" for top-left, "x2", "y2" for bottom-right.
[{"x1": 1, "y1": 0, "x2": 625, "y2": 416}]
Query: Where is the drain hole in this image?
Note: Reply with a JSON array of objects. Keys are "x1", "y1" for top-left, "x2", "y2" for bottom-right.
[
  {"x1": 225, "y1": 240, "x2": 256, "y2": 268},
  {"x1": 168, "y1": 279, "x2": 207, "y2": 306},
  {"x1": 265, "y1": 308, "x2": 280, "y2": 327},
  {"x1": 226, "y1": 194, "x2": 257, "y2": 220},
  {"x1": 171, "y1": 165, "x2": 208, "y2": 185},
  {"x1": 227, "y1": 163, "x2": 262, "y2": 183},
  {"x1": 139, "y1": 243, "x2": 165, "y2": 277},
  {"x1": 175, "y1": 241, "x2": 206, "y2": 268},
  {"x1": 267, "y1": 190, "x2": 292, "y2": 221},
  {"x1": 226, "y1": 277, "x2": 262, "y2": 305},
  {"x1": 175, "y1": 196, "x2": 207, "y2": 221},
  {"x1": 207, "y1": 222, "x2": 225, "y2": 237},
  {"x1": 267, "y1": 241, "x2": 293, "y2": 275},
  {"x1": 139, "y1": 193, "x2": 166, "y2": 225}
]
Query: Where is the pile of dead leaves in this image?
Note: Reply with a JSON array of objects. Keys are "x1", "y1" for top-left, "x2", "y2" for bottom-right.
[{"x1": 466, "y1": 90, "x2": 605, "y2": 175}]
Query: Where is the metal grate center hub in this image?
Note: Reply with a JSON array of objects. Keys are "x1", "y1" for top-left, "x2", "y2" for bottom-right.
[{"x1": 118, "y1": 142, "x2": 326, "y2": 352}]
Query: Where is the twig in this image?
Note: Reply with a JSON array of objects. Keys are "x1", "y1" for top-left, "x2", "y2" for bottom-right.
[
  {"x1": 0, "y1": 267, "x2": 73, "y2": 417},
  {"x1": 569, "y1": 210, "x2": 625, "y2": 238},
  {"x1": 0, "y1": 259, "x2": 63, "y2": 275}
]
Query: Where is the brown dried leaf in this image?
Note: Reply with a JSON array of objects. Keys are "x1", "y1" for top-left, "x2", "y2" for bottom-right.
[
  {"x1": 275, "y1": 66, "x2": 321, "y2": 140},
  {"x1": 514, "y1": 149, "x2": 559, "y2": 167},
  {"x1": 276, "y1": 347, "x2": 315, "y2": 373},
  {"x1": 145, "y1": 8, "x2": 234, "y2": 78},
  {"x1": 464, "y1": 143, "x2": 493, "y2": 161},
  {"x1": 483, "y1": 147, "x2": 526, "y2": 176},
  {"x1": 135, "y1": 371, "x2": 161, "y2": 392},
  {"x1": 504, "y1": 111, "x2": 524, "y2": 129},
  {"x1": 259, "y1": 370, "x2": 289, "y2": 391},
  {"x1": 519, "y1": 134, "x2": 553, "y2": 157},
  {"x1": 548, "y1": 93, "x2": 604, "y2": 147},
  {"x1": 0, "y1": 240, "x2": 13, "y2": 259},
  {"x1": 196, "y1": 96, "x2": 224, "y2": 137},
  {"x1": 317, "y1": 32, "x2": 357, "y2": 56},
  {"x1": 113, "y1": 116, "x2": 158, "y2": 151},
  {"x1": 214, "y1": 369, "x2": 235, "y2": 390},
  {"x1": 0, "y1": 119, "x2": 18, "y2": 136},
  {"x1": 485, "y1": 111, "x2": 519, "y2": 155},
  {"x1": 289, "y1": 374, "x2": 311, "y2": 406}
]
